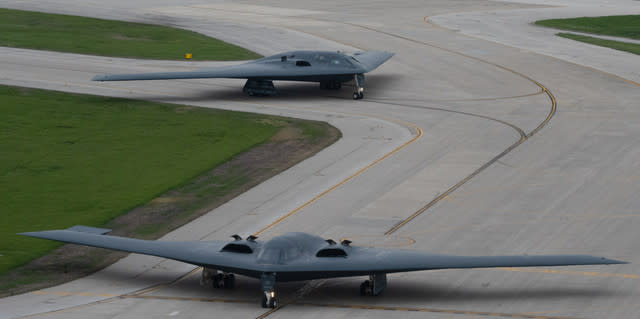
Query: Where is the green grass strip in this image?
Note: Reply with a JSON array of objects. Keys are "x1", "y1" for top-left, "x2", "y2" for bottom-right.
[
  {"x1": 0, "y1": 85, "x2": 283, "y2": 274},
  {"x1": 557, "y1": 33, "x2": 640, "y2": 56},
  {"x1": 535, "y1": 15, "x2": 640, "y2": 40},
  {"x1": 0, "y1": 8, "x2": 261, "y2": 60}
]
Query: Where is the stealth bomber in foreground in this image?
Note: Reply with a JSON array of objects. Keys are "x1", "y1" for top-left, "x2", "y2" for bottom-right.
[
  {"x1": 92, "y1": 50, "x2": 394, "y2": 99},
  {"x1": 21, "y1": 226, "x2": 626, "y2": 308}
]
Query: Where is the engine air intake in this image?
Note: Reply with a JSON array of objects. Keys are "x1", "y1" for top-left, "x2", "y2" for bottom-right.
[
  {"x1": 221, "y1": 243, "x2": 253, "y2": 254},
  {"x1": 316, "y1": 248, "x2": 348, "y2": 257}
]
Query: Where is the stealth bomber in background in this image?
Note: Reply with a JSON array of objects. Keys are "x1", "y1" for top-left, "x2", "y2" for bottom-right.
[
  {"x1": 21, "y1": 226, "x2": 626, "y2": 308},
  {"x1": 92, "y1": 50, "x2": 394, "y2": 99}
]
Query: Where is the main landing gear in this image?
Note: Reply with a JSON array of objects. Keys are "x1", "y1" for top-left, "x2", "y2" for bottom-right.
[
  {"x1": 359, "y1": 273, "x2": 387, "y2": 296},
  {"x1": 243, "y1": 79, "x2": 277, "y2": 96},
  {"x1": 353, "y1": 74, "x2": 365, "y2": 100},
  {"x1": 320, "y1": 81, "x2": 342, "y2": 90},
  {"x1": 201, "y1": 268, "x2": 235, "y2": 289},
  {"x1": 213, "y1": 273, "x2": 235, "y2": 289}
]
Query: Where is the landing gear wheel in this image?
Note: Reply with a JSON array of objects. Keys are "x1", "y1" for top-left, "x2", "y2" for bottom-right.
[
  {"x1": 360, "y1": 280, "x2": 372, "y2": 296},
  {"x1": 223, "y1": 274, "x2": 235, "y2": 288},
  {"x1": 212, "y1": 273, "x2": 224, "y2": 288},
  {"x1": 261, "y1": 292, "x2": 277, "y2": 308},
  {"x1": 353, "y1": 92, "x2": 360, "y2": 100},
  {"x1": 358, "y1": 92, "x2": 364, "y2": 99}
]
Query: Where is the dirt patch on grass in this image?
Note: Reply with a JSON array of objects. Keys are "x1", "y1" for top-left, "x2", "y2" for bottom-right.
[{"x1": 0, "y1": 120, "x2": 340, "y2": 297}]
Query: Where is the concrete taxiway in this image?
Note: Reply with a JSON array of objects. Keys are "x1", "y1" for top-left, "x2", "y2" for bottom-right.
[{"x1": 1, "y1": 0, "x2": 639, "y2": 318}]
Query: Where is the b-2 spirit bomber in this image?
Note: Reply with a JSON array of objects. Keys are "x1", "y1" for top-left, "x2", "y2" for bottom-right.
[
  {"x1": 92, "y1": 50, "x2": 395, "y2": 100},
  {"x1": 21, "y1": 226, "x2": 626, "y2": 308}
]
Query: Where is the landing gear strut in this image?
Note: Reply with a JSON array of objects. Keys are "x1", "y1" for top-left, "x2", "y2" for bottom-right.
[
  {"x1": 359, "y1": 273, "x2": 387, "y2": 296},
  {"x1": 260, "y1": 272, "x2": 277, "y2": 308},
  {"x1": 353, "y1": 74, "x2": 365, "y2": 100}
]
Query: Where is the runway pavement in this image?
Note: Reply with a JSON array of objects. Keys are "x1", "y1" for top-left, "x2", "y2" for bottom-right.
[{"x1": 1, "y1": 1, "x2": 639, "y2": 318}]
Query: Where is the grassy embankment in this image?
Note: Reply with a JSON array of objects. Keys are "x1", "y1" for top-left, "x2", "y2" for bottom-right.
[
  {"x1": 0, "y1": 8, "x2": 339, "y2": 296},
  {"x1": 0, "y1": 8, "x2": 261, "y2": 60},
  {"x1": 0, "y1": 86, "x2": 339, "y2": 296},
  {"x1": 535, "y1": 15, "x2": 640, "y2": 55}
]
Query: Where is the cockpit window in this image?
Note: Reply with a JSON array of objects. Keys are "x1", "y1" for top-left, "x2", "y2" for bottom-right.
[
  {"x1": 309, "y1": 53, "x2": 354, "y2": 67},
  {"x1": 256, "y1": 237, "x2": 303, "y2": 264},
  {"x1": 256, "y1": 52, "x2": 355, "y2": 68}
]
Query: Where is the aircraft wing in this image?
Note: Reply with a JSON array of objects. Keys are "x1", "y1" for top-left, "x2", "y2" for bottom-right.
[
  {"x1": 365, "y1": 248, "x2": 625, "y2": 272},
  {"x1": 92, "y1": 61, "x2": 364, "y2": 82},
  {"x1": 20, "y1": 228, "x2": 625, "y2": 281},
  {"x1": 92, "y1": 51, "x2": 393, "y2": 82},
  {"x1": 19, "y1": 226, "x2": 258, "y2": 274},
  {"x1": 93, "y1": 63, "x2": 282, "y2": 81},
  {"x1": 352, "y1": 51, "x2": 395, "y2": 73},
  {"x1": 285, "y1": 247, "x2": 626, "y2": 277}
]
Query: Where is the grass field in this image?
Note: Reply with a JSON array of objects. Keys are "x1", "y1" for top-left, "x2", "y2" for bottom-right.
[
  {"x1": 535, "y1": 15, "x2": 640, "y2": 39},
  {"x1": 535, "y1": 15, "x2": 640, "y2": 55},
  {"x1": 0, "y1": 85, "x2": 284, "y2": 275},
  {"x1": 0, "y1": 8, "x2": 261, "y2": 60},
  {"x1": 557, "y1": 33, "x2": 640, "y2": 56}
]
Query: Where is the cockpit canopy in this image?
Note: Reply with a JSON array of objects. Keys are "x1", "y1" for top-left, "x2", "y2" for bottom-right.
[{"x1": 256, "y1": 236, "x2": 304, "y2": 264}]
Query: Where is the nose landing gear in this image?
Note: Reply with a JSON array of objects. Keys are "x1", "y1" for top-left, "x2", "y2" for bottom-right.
[
  {"x1": 261, "y1": 290, "x2": 277, "y2": 308},
  {"x1": 260, "y1": 272, "x2": 278, "y2": 308}
]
